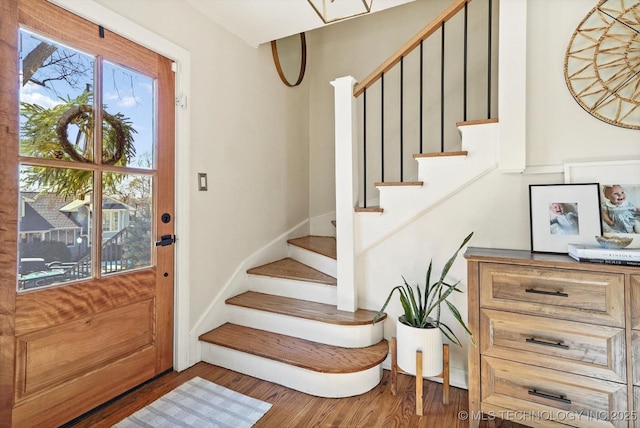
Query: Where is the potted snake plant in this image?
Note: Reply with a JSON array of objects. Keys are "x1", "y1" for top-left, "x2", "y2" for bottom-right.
[{"x1": 373, "y1": 231, "x2": 474, "y2": 376}]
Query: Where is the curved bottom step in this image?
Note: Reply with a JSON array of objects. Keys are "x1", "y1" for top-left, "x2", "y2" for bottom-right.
[
  {"x1": 201, "y1": 344, "x2": 385, "y2": 397},
  {"x1": 199, "y1": 323, "x2": 388, "y2": 397}
]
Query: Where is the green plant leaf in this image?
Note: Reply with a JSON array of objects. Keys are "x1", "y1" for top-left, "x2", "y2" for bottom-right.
[
  {"x1": 445, "y1": 300, "x2": 475, "y2": 345},
  {"x1": 372, "y1": 285, "x2": 404, "y2": 323},
  {"x1": 438, "y1": 321, "x2": 462, "y2": 346},
  {"x1": 374, "y1": 232, "x2": 474, "y2": 345}
]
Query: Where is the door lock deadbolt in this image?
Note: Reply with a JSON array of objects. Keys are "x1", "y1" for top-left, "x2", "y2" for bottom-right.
[{"x1": 161, "y1": 213, "x2": 171, "y2": 223}]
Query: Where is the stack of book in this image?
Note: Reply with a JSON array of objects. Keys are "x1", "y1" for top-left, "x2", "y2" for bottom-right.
[{"x1": 567, "y1": 243, "x2": 640, "y2": 266}]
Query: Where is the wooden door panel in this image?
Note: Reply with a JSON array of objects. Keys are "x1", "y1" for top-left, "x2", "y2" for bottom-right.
[
  {"x1": 13, "y1": 347, "x2": 156, "y2": 427},
  {"x1": 15, "y1": 271, "x2": 156, "y2": 334},
  {"x1": 16, "y1": 298, "x2": 154, "y2": 399}
]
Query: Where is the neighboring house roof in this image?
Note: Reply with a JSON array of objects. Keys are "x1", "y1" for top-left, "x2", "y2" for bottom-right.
[
  {"x1": 19, "y1": 192, "x2": 133, "y2": 234},
  {"x1": 104, "y1": 195, "x2": 135, "y2": 212},
  {"x1": 20, "y1": 192, "x2": 83, "y2": 233},
  {"x1": 59, "y1": 198, "x2": 88, "y2": 213},
  {"x1": 59, "y1": 194, "x2": 134, "y2": 213}
]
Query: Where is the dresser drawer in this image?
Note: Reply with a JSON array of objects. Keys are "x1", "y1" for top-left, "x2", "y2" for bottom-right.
[
  {"x1": 631, "y1": 275, "x2": 640, "y2": 330},
  {"x1": 481, "y1": 309, "x2": 626, "y2": 383},
  {"x1": 632, "y1": 331, "x2": 640, "y2": 386},
  {"x1": 479, "y1": 263, "x2": 625, "y2": 327},
  {"x1": 482, "y1": 356, "x2": 628, "y2": 428}
]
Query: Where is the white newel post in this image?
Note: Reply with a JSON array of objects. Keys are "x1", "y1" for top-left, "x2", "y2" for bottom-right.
[{"x1": 330, "y1": 76, "x2": 358, "y2": 312}]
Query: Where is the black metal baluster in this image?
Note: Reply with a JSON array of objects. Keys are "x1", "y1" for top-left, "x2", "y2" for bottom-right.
[
  {"x1": 464, "y1": 2, "x2": 468, "y2": 122},
  {"x1": 400, "y1": 56, "x2": 404, "y2": 182},
  {"x1": 440, "y1": 21, "x2": 445, "y2": 153},
  {"x1": 419, "y1": 41, "x2": 424, "y2": 154},
  {"x1": 381, "y1": 73, "x2": 385, "y2": 183},
  {"x1": 363, "y1": 89, "x2": 367, "y2": 208}
]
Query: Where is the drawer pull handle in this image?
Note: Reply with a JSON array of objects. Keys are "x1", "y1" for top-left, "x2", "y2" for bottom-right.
[
  {"x1": 528, "y1": 389, "x2": 572, "y2": 404},
  {"x1": 525, "y1": 288, "x2": 569, "y2": 297},
  {"x1": 526, "y1": 337, "x2": 569, "y2": 349}
]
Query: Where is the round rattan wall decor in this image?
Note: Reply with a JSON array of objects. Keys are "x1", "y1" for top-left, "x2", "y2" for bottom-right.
[{"x1": 564, "y1": 0, "x2": 640, "y2": 129}]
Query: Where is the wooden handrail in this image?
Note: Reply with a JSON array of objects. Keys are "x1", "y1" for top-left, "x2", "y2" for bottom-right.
[{"x1": 353, "y1": 0, "x2": 472, "y2": 97}]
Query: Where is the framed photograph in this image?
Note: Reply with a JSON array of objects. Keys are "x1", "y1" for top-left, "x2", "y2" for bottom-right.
[
  {"x1": 599, "y1": 184, "x2": 640, "y2": 246},
  {"x1": 563, "y1": 160, "x2": 640, "y2": 248},
  {"x1": 529, "y1": 183, "x2": 602, "y2": 253}
]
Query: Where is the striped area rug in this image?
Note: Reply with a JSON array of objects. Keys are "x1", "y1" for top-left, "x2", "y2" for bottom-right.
[{"x1": 113, "y1": 377, "x2": 272, "y2": 428}]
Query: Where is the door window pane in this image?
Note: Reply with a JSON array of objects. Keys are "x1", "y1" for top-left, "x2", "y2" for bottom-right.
[
  {"x1": 19, "y1": 28, "x2": 96, "y2": 162},
  {"x1": 101, "y1": 173, "x2": 153, "y2": 275},
  {"x1": 18, "y1": 166, "x2": 93, "y2": 291},
  {"x1": 102, "y1": 61, "x2": 155, "y2": 169}
]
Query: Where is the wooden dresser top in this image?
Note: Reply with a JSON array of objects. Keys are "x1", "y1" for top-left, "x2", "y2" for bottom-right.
[{"x1": 464, "y1": 246, "x2": 640, "y2": 272}]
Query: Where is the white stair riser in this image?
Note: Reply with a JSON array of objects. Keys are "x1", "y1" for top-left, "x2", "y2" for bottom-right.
[
  {"x1": 288, "y1": 245, "x2": 337, "y2": 277},
  {"x1": 247, "y1": 274, "x2": 336, "y2": 305},
  {"x1": 378, "y1": 185, "x2": 425, "y2": 209},
  {"x1": 201, "y1": 343, "x2": 384, "y2": 398},
  {"x1": 227, "y1": 306, "x2": 384, "y2": 348},
  {"x1": 356, "y1": 123, "x2": 499, "y2": 252}
]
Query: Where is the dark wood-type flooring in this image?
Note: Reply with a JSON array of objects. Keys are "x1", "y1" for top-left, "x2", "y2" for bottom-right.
[{"x1": 64, "y1": 362, "x2": 527, "y2": 428}]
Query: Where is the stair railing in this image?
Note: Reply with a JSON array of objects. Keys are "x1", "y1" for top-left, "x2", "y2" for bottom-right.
[
  {"x1": 331, "y1": 0, "x2": 498, "y2": 312},
  {"x1": 354, "y1": 0, "x2": 496, "y2": 208}
]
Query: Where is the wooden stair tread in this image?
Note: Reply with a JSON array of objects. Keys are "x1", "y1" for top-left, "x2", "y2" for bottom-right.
[
  {"x1": 375, "y1": 181, "x2": 423, "y2": 187},
  {"x1": 413, "y1": 150, "x2": 468, "y2": 159},
  {"x1": 247, "y1": 258, "x2": 336, "y2": 285},
  {"x1": 287, "y1": 236, "x2": 336, "y2": 259},
  {"x1": 355, "y1": 206, "x2": 384, "y2": 213},
  {"x1": 199, "y1": 323, "x2": 388, "y2": 374},
  {"x1": 226, "y1": 291, "x2": 386, "y2": 326},
  {"x1": 456, "y1": 117, "x2": 498, "y2": 127}
]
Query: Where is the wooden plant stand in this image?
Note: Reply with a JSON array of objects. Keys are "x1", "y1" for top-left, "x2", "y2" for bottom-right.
[{"x1": 390, "y1": 337, "x2": 450, "y2": 416}]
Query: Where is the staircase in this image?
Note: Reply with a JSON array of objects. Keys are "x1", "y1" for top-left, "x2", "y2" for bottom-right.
[
  {"x1": 197, "y1": 0, "x2": 501, "y2": 397},
  {"x1": 198, "y1": 235, "x2": 389, "y2": 398}
]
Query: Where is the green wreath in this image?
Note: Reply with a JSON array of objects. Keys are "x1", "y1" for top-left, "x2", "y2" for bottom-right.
[{"x1": 55, "y1": 104, "x2": 127, "y2": 165}]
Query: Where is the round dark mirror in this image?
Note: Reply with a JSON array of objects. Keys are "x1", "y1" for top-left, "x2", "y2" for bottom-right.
[{"x1": 271, "y1": 33, "x2": 306, "y2": 87}]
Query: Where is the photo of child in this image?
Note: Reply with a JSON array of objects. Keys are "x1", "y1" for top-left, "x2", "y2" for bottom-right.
[
  {"x1": 601, "y1": 184, "x2": 640, "y2": 234},
  {"x1": 549, "y1": 202, "x2": 579, "y2": 235}
]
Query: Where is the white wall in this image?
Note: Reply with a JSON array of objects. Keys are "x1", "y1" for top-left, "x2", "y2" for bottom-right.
[
  {"x1": 526, "y1": 0, "x2": 639, "y2": 166},
  {"x1": 93, "y1": 0, "x2": 311, "y2": 327}
]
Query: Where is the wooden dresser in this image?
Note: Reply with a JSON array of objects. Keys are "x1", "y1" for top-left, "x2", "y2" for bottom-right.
[{"x1": 465, "y1": 247, "x2": 640, "y2": 428}]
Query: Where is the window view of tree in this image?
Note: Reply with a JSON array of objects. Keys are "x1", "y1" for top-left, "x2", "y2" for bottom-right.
[
  {"x1": 20, "y1": 91, "x2": 137, "y2": 197},
  {"x1": 17, "y1": 28, "x2": 155, "y2": 290}
]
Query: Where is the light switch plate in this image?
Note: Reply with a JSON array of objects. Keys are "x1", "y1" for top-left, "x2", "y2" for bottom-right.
[{"x1": 198, "y1": 173, "x2": 208, "y2": 191}]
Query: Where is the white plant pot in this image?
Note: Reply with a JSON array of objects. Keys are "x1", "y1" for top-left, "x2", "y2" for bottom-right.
[{"x1": 396, "y1": 317, "x2": 443, "y2": 377}]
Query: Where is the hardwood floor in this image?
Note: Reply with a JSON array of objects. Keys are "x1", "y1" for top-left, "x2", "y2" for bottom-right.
[{"x1": 64, "y1": 362, "x2": 527, "y2": 428}]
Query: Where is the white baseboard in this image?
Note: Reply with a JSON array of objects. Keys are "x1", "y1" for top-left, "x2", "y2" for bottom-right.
[{"x1": 189, "y1": 219, "x2": 311, "y2": 363}]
